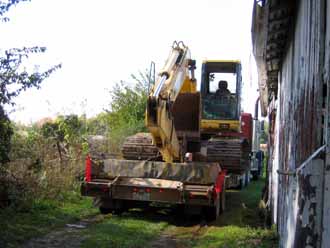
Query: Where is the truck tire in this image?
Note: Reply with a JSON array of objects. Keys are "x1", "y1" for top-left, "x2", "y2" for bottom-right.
[
  {"x1": 220, "y1": 188, "x2": 226, "y2": 213},
  {"x1": 238, "y1": 178, "x2": 243, "y2": 189},
  {"x1": 112, "y1": 209, "x2": 124, "y2": 215},
  {"x1": 99, "y1": 207, "x2": 112, "y2": 215},
  {"x1": 245, "y1": 171, "x2": 250, "y2": 186},
  {"x1": 205, "y1": 196, "x2": 220, "y2": 221}
]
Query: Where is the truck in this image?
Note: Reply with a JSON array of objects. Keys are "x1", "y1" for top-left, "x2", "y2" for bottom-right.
[
  {"x1": 250, "y1": 97, "x2": 264, "y2": 180},
  {"x1": 81, "y1": 41, "x2": 253, "y2": 220}
]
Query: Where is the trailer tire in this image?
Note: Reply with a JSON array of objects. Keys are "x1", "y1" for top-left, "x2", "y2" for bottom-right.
[
  {"x1": 245, "y1": 171, "x2": 250, "y2": 186},
  {"x1": 99, "y1": 207, "x2": 112, "y2": 215},
  {"x1": 112, "y1": 208, "x2": 124, "y2": 216},
  {"x1": 220, "y1": 188, "x2": 226, "y2": 213},
  {"x1": 205, "y1": 196, "x2": 220, "y2": 221},
  {"x1": 238, "y1": 178, "x2": 243, "y2": 189},
  {"x1": 252, "y1": 173, "x2": 259, "y2": 181}
]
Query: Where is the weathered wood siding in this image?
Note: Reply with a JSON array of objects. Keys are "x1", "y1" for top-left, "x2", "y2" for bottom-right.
[
  {"x1": 276, "y1": 1, "x2": 325, "y2": 245},
  {"x1": 321, "y1": 0, "x2": 330, "y2": 247},
  {"x1": 253, "y1": 0, "x2": 330, "y2": 247}
]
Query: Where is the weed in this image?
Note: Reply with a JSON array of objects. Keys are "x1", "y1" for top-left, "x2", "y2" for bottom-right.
[
  {"x1": 175, "y1": 179, "x2": 278, "y2": 248},
  {"x1": 0, "y1": 192, "x2": 97, "y2": 247},
  {"x1": 81, "y1": 214, "x2": 168, "y2": 248}
]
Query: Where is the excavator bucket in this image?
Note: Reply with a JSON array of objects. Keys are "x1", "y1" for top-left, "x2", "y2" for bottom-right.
[{"x1": 172, "y1": 92, "x2": 201, "y2": 152}]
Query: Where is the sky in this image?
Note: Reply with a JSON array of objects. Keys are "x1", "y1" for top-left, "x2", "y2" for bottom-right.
[{"x1": 1, "y1": 0, "x2": 258, "y2": 124}]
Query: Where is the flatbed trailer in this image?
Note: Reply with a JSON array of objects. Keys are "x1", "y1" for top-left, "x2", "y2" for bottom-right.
[{"x1": 81, "y1": 157, "x2": 226, "y2": 220}]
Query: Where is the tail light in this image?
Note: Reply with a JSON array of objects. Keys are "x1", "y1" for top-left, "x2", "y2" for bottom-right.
[
  {"x1": 85, "y1": 154, "x2": 92, "y2": 182},
  {"x1": 102, "y1": 186, "x2": 109, "y2": 192},
  {"x1": 133, "y1": 188, "x2": 139, "y2": 192}
]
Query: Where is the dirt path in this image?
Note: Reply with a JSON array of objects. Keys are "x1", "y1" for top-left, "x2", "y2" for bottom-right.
[
  {"x1": 149, "y1": 218, "x2": 208, "y2": 248},
  {"x1": 149, "y1": 234, "x2": 178, "y2": 248},
  {"x1": 19, "y1": 181, "x2": 269, "y2": 248},
  {"x1": 149, "y1": 226, "x2": 205, "y2": 248},
  {"x1": 21, "y1": 215, "x2": 104, "y2": 248},
  {"x1": 20, "y1": 212, "x2": 207, "y2": 248}
]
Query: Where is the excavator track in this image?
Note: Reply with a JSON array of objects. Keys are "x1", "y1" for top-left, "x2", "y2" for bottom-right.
[
  {"x1": 202, "y1": 138, "x2": 250, "y2": 173},
  {"x1": 121, "y1": 133, "x2": 161, "y2": 160}
]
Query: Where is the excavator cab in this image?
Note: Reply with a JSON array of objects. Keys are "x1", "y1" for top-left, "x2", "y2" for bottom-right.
[{"x1": 200, "y1": 60, "x2": 242, "y2": 134}]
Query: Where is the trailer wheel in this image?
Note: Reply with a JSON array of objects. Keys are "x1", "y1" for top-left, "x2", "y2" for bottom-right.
[
  {"x1": 205, "y1": 195, "x2": 220, "y2": 221},
  {"x1": 238, "y1": 178, "x2": 243, "y2": 189},
  {"x1": 220, "y1": 188, "x2": 226, "y2": 213},
  {"x1": 245, "y1": 171, "x2": 250, "y2": 186},
  {"x1": 252, "y1": 172, "x2": 259, "y2": 181},
  {"x1": 112, "y1": 208, "x2": 124, "y2": 216},
  {"x1": 99, "y1": 207, "x2": 112, "y2": 215}
]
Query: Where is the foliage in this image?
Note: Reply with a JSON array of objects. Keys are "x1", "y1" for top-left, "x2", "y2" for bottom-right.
[
  {"x1": 86, "y1": 112, "x2": 110, "y2": 135},
  {"x1": 41, "y1": 121, "x2": 64, "y2": 142},
  {"x1": 0, "y1": 47, "x2": 61, "y2": 106},
  {"x1": 259, "y1": 121, "x2": 269, "y2": 144},
  {"x1": 0, "y1": 105, "x2": 12, "y2": 165},
  {"x1": 105, "y1": 71, "x2": 151, "y2": 150},
  {"x1": 57, "y1": 115, "x2": 83, "y2": 144},
  {"x1": 4, "y1": 115, "x2": 87, "y2": 210},
  {"x1": 0, "y1": 0, "x2": 30, "y2": 22},
  {"x1": 40, "y1": 114, "x2": 88, "y2": 157},
  {"x1": 0, "y1": 1, "x2": 61, "y2": 166}
]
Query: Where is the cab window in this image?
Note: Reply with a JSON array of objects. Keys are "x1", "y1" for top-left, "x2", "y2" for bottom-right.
[{"x1": 208, "y1": 72, "x2": 237, "y2": 93}]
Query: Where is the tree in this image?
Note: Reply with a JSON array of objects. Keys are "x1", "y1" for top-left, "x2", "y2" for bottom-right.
[
  {"x1": 40, "y1": 115, "x2": 86, "y2": 161},
  {"x1": 0, "y1": 0, "x2": 30, "y2": 22},
  {"x1": 0, "y1": 107, "x2": 12, "y2": 164},
  {"x1": 0, "y1": 1, "x2": 61, "y2": 166},
  {"x1": 105, "y1": 71, "x2": 152, "y2": 150}
]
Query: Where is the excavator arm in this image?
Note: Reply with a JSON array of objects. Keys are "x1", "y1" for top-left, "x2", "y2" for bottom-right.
[{"x1": 146, "y1": 41, "x2": 197, "y2": 162}]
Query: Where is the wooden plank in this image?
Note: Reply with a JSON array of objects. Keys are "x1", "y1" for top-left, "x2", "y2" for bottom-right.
[{"x1": 321, "y1": 0, "x2": 330, "y2": 246}]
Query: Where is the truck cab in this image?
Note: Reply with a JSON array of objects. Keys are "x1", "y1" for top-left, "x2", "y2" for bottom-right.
[{"x1": 200, "y1": 60, "x2": 242, "y2": 135}]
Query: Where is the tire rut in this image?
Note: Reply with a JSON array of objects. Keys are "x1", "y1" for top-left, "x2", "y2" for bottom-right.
[
  {"x1": 21, "y1": 215, "x2": 104, "y2": 248},
  {"x1": 149, "y1": 222, "x2": 208, "y2": 248}
]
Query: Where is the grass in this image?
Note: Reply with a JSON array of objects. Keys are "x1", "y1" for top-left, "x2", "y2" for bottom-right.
[
  {"x1": 0, "y1": 175, "x2": 278, "y2": 248},
  {"x1": 173, "y1": 179, "x2": 278, "y2": 248},
  {"x1": 81, "y1": 178, "x2": 277, "y2": 248},
  {"x1": 0, "y1": 190, "x2": 98, "y2": 247},
  {"x1": 81, "y1": 210, "x2": 168, "y2": 248},
  {"x1": 187, "y1": 225, "x2": 277, "y2": 248}
]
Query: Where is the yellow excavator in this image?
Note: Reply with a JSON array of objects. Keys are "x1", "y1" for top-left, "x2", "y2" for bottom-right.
[
  {"x1": 81, "y1": 42, "x2": 252, "y2": 219},
  {"x1": 123, "y1": 42, "x2": 252, "y2": 187}
]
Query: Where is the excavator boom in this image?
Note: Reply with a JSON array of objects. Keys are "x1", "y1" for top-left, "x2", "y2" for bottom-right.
[{"x1": 146, "y1": 41, "x2": 197, "y2": 162}]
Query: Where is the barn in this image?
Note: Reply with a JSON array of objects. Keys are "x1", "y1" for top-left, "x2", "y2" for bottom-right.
[{"x1": 252, "y1": 0, "x2": 330, "y2": 247}]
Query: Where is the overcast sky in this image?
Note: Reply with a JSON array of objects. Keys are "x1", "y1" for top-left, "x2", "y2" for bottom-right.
[{"x1": 2, "y1": 0, "x2": 257, "y2": 124}]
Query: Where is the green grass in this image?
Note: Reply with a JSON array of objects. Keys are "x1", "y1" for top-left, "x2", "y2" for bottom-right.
[
  {"x1": 81, "y1": 211, "x2": 168, "y2": 248},
  {"x1": 187, "y1": 225, "x2": 277, "y2": 248},
  {"x1": 80, "y1": 179, "x2": 277, "y2": 248},
  {"x1": 174, "y1": 179, "x2": 278, "y2": 248},
  {"x1": 0, "y1": 177, "x2": 278, "y2": 248},
  {"x1": 0, "y1": 191, "x2": 98, "y2": 247}
]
